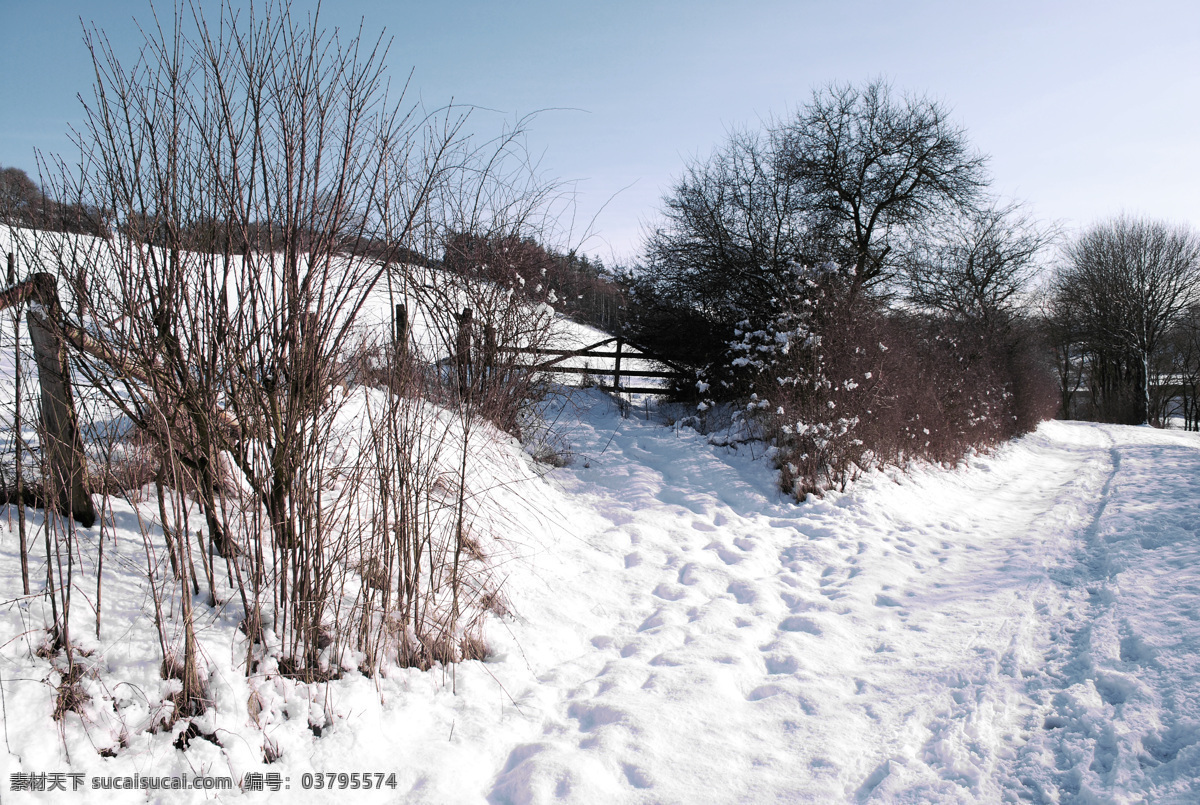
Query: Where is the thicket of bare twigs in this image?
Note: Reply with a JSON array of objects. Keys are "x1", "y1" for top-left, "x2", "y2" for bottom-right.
[
  {"x1": 1, "y1": 0, "x2": 572, "y2": 738},
  {"x1": 442, "y1": 233, "x2": 626, "y2": 334},
  {"x1": 699, "y1": 263, "x2": 1057, "y2": 499}
]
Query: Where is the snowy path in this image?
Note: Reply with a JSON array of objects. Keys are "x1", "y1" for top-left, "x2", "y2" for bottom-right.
[
  {"x1": 3, "y1": 389, "x2": 1197, "y2": 804},
  {"x1": 474, "y1": 395, "x2": 1200, "y2": 803},
  {"x1": 1002, "y1": 426, "x2": 1200, "y2": 804}
]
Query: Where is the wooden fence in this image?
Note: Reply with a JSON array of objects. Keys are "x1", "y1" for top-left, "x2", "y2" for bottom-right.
[
  {"x1": 405, "y1": 305, "x2": 692, "y2": 395},
  {"x1": 501, "y1": 336, "x2": 689, "y2": 394},
  {"x1": 0, "y1": 290, "x2": 688, "y2": 527}
]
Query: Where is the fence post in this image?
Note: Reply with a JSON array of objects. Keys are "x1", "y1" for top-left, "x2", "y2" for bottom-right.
[
  {"x1": 484, "y1": 323, "x2": 497, "y2": 384},
  {"x1": 456, "y1": 307, "x2": 473, "y2": 396},
  {"x1": 26, "y1": 273, "x2": 95, "y2": 527},
  {"x1": 398, "y1": 303, "x2": 412, "y2": 350},
  {"x1": 398, "y1": 302, "x2": 412, "y2": 371},
  {"x1": 8, "y1": 253, "x2": 30, "y2": 593},
  {"x1": 613, "y1": 337, "x2": 623, "y2": 391}
]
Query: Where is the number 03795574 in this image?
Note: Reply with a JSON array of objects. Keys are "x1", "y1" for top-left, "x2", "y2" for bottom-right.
[{"x1": 300, "y1": 772, "x2": 398, "y2": 790}]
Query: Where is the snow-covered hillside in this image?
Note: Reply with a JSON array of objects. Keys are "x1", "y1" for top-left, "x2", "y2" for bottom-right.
[{"x1": 1, "y1": 387, "x2": 1198, "y2": 803}]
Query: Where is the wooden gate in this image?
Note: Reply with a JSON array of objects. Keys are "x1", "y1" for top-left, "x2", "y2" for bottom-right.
[{"x1": 501, "y1": 336, "x2": 689, "y2": 394}]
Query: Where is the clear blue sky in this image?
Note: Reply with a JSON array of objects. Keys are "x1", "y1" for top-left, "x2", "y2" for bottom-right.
[{"x1": 2, "y1": 0, "x2": 1198, "y2": 265}]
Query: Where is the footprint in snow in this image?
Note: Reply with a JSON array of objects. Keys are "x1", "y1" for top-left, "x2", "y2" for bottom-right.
[
  {"x1": 649, "y1": 652, "x2": 685, "y2": 667},
  {"x1": 622, "y1": 764, "x2": 652, "y2": 789},
  {"x1": 1093, "y1": 672, "x2": 1134, "y2": 705},
  {"x1": 637, "y1": 607, "x2": 683, "y2": 632},
  {"x1": 781, "y1": 592, "x2": 827, "y2": 613},
  {"x1": 656, "y1": 487, "x2": 705, "y2": 514},
  {"x1": 1119, "y1": 630, "x2": 1154, "y2": 664},
  {"x1": 727, "y1": 580, "x2": 757, "y2": 604},
  {"x1": 1142, "y1": 722, "x2": 1200, "y2": 764},
  {"x1": 746, "y1": 683, "x2": 790, "y2": 701},
  {"x1": 1092, "y1": 725, "x2": 1119, "y2": 774},
  {"x1": 567, "y1": 701, "x2": 628, "y2": 732},
  {"x1": 652, "y1": 583, "x2": 687, "y2": 601},
  {"x1": 764, "y1": 654, "x2": 801, "y2": 674},
  {"x1": 706, "y1": 542, "x2": 743, "y2": 565},
  {"x1": 779, "y1": 616, "x2": 822, "y2": 635},
  {"x1": 746, "y1": 683, "x2": 819, "y2": 714}
]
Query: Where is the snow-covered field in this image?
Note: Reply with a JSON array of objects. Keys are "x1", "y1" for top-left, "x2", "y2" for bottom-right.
[{"x1": 2, "y1": 387, "x2": 1199, "y2": 803}]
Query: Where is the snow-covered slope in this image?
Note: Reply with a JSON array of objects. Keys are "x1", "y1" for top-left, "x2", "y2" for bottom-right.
[{"x1": 1, "y1": 388, "x2": 1198, "y2": 803}]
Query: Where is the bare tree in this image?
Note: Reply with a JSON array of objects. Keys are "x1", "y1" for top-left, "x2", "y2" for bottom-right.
[
  {"x1": 1053, "y1": 216, "x2": 1200, "y2": 424},
  {"x1": 904, "y1": 201, "x2": 1056, "y2": 331},
  {"x1": 1038, "y1": 285, "x2": 1087, "y2": 419},
  {"x1": 643, "y1": 127, "x2": 825, "y2": 327},
  {"x1": 1159, "y1": 306, "x2": 1200, "y2": 429},
  {"x1": 636, "y1": 79, "x2": 991, "y2": 372},
  {"x1": 0, "y1": 168, "x2": 42, "y2": 227},
  {"x1": 780, "y1": 78, "x2": 989, "y2": 296}
]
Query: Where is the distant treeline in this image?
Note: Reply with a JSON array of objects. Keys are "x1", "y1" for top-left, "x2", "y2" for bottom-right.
[
  {"x1": 1, "y1": 166, "x2": 627, "y2": 336},
  {"x1": 0, "y1": 167, "x2": 109, "y2": 237},
  {"x1": 441, "y1": 232, "x2": 626, "y2": 333}
]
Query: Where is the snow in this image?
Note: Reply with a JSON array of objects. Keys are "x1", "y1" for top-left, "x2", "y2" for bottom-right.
[
  {"x1": 486, "y1": 399, "x2": 1200, "y2": 803},
  {"x1": 1, "y1": 377, "x2": 1199, "y2": 801}
]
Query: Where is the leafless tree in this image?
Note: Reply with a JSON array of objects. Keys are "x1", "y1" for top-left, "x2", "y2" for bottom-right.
[
  {"x1": 904, "y1": 202, "x2": 1056, "y2": 331},
  {"x1": 1038, "y1": 286, "x2": 1087, "y2": 419},
  {"x1": 643, "y1": 127, "x2": 825, "y2": 327},
  {"x1": 1158, "y1": 306, "x2": 1200, "y2": 429},
  {"x1": 780, "y1": 78, "x2": 989, "y2": 297},
  {"x1": 0, "y1": 168, "x2": 42, "y2": 227},
  {"x1": 1053, "y1": 216, "x2": 1200, "y2": 424},
  {"x1": 637, "y1": 79, "x2": 991, "y2": 372}
]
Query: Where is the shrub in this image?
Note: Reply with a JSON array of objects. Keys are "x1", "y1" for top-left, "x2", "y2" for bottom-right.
[{"x1": 709, "y1": 262, "x2": 1055, "y2": 499}]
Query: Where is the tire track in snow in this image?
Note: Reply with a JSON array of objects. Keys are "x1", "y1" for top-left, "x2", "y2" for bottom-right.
[
  {"x1": 1003, "y1": 426, "x2": 1200, "y2": 804},
  {"x1": 1013, "y1": 439, "x2": 1124, "y2": 803},
  {"x1": 891, "y1": 428, "x2": 1122, "y2": 804}
]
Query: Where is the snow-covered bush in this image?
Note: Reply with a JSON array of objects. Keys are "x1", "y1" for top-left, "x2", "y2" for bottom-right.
[
  {"x1": 708, "y1": 262, "x2": 1055, "y2": 499},
  {"x1": 712, "y1": 262, "x2": 867, "y2": 496}
]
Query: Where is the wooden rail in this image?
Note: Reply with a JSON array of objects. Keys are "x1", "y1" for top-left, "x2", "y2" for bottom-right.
[{"x1": 498, "y1": 335, "x2": 689, "y2": 395}]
